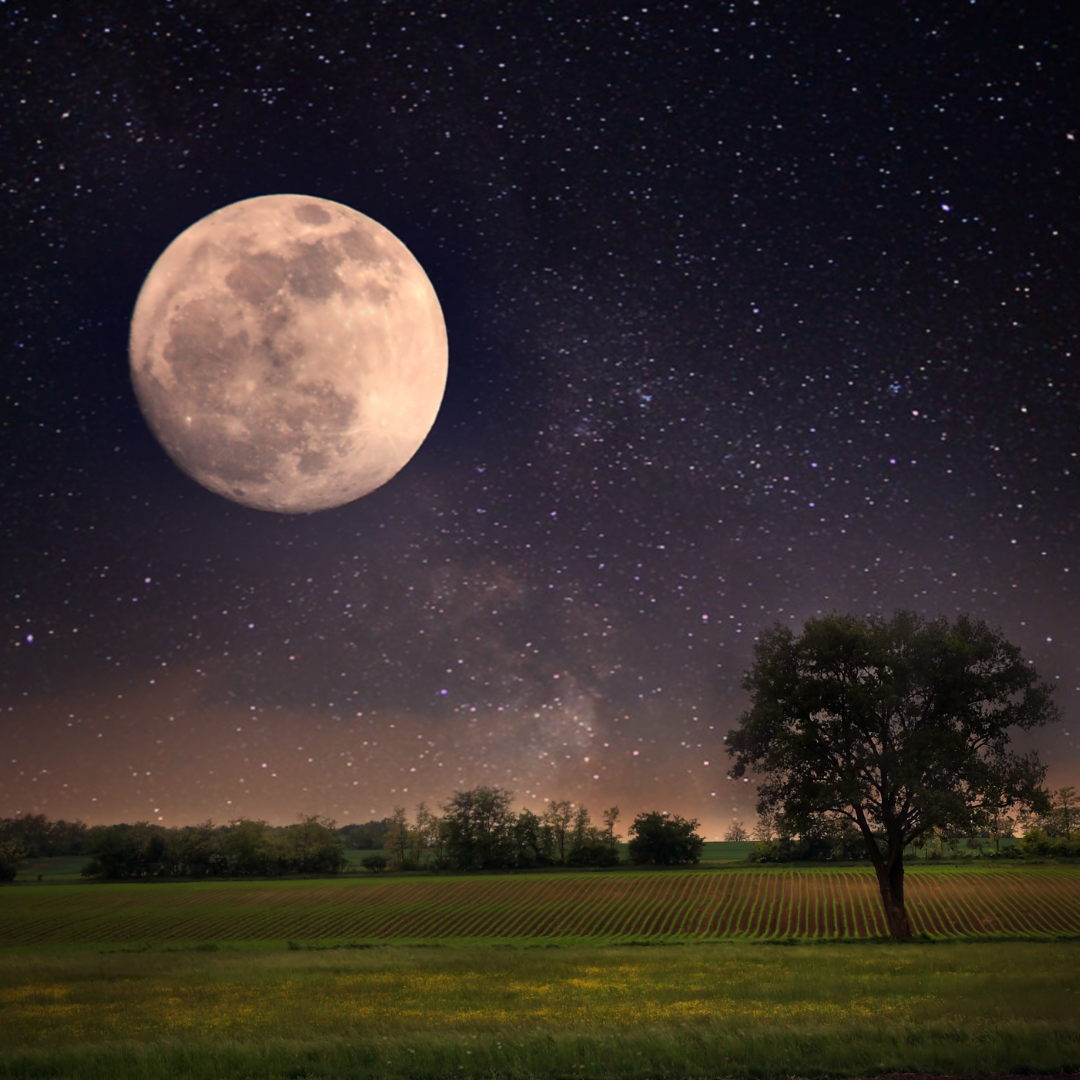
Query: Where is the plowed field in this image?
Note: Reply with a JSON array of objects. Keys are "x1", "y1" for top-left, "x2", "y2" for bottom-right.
[{"x1": 2, "y1": 864, "x2": 1077, "y2": 948}]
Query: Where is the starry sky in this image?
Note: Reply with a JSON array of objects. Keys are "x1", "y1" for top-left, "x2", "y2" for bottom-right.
[{"x1": 4, "y1": 2, "x2": 1077, "y2": 838}]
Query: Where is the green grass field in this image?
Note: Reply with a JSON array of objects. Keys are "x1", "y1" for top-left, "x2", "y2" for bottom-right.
[
  {"x1": 1, "y1": 864, "x2": 1078, "y2": 1079},
  {"x1": 2, "y1": 940, "x2": 1077, "y2": 1079},
  {"x1": 12, "y1": 855, "x2": 88, "y2": 882}
]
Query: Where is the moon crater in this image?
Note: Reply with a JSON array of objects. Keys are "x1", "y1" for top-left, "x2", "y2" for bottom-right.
[{"x1": 129, "y1": 194, "x2": 447, "y2": 513}]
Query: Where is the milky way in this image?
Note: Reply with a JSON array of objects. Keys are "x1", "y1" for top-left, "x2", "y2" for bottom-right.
[{"x1": 4, "y1": 4, "x2": 1076, "y2": 837}]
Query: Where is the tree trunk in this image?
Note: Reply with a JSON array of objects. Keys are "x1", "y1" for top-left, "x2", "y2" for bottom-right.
[{"x1": 874, "y1": 857, "x2": 914, "y2": 939}]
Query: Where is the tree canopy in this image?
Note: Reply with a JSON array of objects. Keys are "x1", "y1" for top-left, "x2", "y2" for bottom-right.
[
  {"x1": 439, "y1": 789, "x2": 620, "y2": 870},
  {"x1": 79, "y1": 816, "x2": 345, "y2": 880},
  {"x1": 627, "y1": 811, "x2": 704, "y2": 865},
  {"x1": 726, "y1": 611, "x2": 1056, "y2": 937},
  {"x1": 441, "y1": 786, "x2": 517, "y2": 870}
]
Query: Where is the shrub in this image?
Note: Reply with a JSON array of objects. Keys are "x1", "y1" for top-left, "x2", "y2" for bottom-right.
[{"x1": 627, "y1": 812, "x2": 704, "y2": 866}]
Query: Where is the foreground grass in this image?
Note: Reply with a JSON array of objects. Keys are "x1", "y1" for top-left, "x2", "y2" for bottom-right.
[{"x1": 1, "y1": 941, "x2": 1078, "y2": 1079}]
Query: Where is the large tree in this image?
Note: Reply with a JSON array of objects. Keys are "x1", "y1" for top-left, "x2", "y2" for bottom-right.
[{"x1": 726, "y1": 611, "x2": 1056, "y2": 938}]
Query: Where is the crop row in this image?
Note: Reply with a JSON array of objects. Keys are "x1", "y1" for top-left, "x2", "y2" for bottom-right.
[{"x1": 1, "y1": 866, "x2": 1077, "y2": 947}]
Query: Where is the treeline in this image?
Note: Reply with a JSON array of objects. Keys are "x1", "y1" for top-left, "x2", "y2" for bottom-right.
[
  {"x1": 0, "y1": 814, "x2": 88, "y2": 858},
  {"x1": 726, "y1": 785, "x2": 1079, "y2": 864},
  {"x1": 79, "y1": 816, "x2": 347, "y2": 879},
  {"x1": 0, "y1": 812, "x2": 395, "y2": 863},
  {"x1": 0, "y1": 815, "x2": 88, "y2": 881},
  {"x1": 9, "y1": 783, "x2": 1071, "y2": 881},
  {"x1": 1, "y1": 789, "x2": 706, "y2": 880},
  {"x1": 996, "y1": 787, "x2": 1080, "y2": 860},
  {"x1": 374, "y1": 791, "x2": 702, "y2": 872},
  {"x1": 742, "y1": 813, "x2": 867, "y2": 864},
  {"x1": 1006, "y1": 786, "x2": 1079, "y2": 857},
  {"x1": 0, "y1": 813, "x2": 377, "y2": 880},
  {"x1": 377, "y1": 790, "x2": 621, "y2": 872}
]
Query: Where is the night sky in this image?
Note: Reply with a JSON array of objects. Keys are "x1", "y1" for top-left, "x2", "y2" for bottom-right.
[{"x1": 4, "y1": 2, "x2": 1077, "y2": 838}]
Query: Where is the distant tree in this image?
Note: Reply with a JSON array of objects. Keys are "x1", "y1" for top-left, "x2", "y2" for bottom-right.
[
  {"x1": 429, "y1": 815, "x2": 452, "y2": 869},
  {"x1": 726, "y1": 611, "x2": 1056, "y2": 938},
  {"x1": 627, "y1": 811, "x2": 704, "y2": 866},
  {"x1": 1, "y1": 815, "x2": 87, "y2": 858},
  {"x1": 1018, "y1": 788, "x2": 1080, "y2": 858},
  {"x1": 222, "y1": 819, "x2": 284, "y2": 876},
  {"x1": 986, "y1": 809, "x2": 1016, "y2": 855},
  {"x1": 10, "y1": 814, "x2": 49, "y2": 858},
  {"x1": 82, "y1": 822, "x2": 168, "y2": 879},
  {"x1": 410, "y1": 802, "x2": 440, "y2": 868},
  {"x1": 570, "y1": 805, "x2": 593, "y2": 853},
  {"x1": 53, "y1": 818, "x2": 89, "y2": 855},
  {"x1": 442, "y1": 786, "x2": 516, "y2": 870},
  {"x1": 601, "y1": 806, "x2": 620, "y2": 848},
  {"x1": 825, "y1": 816, "x2": 866, "y2": 860},
  {"x1": 338, "y1": 820, "x2": 392, "y2": 850},
  {"x1": 284, "y1": 815, "x2": 345, "y2": 874},
  {"x1": 752, "y1": 812, "x2": 777, "y2": 844},
  {"x1": 1047, "y1": 787, "x2": 1077, "y2": 837},
  {"x1": 542, "y1": 801, "x2": 575, "y2": 864},
  {"x1": 0, "y1": 838, "x2": 24, "y2": 882},
  {"x1": 512, "y1": 809, "x2": 547, "y2": 868},
  {"x1": 1, "y1": 814, "x2": 45, "y2": 858},
  {"x1": 750, "y1": 813, "x2": 865, "y2": 862},
  {"x1": 383, "y1": 807, "x2": 410, "y2": 870},
  {"x1": 567, "y1": 837, "x2": 620, "y2": 867},
  {"x1": 361, "y1": 853, "x2": 388, "y2": 872},
  {"x1": 723, "y1": 820, "x2": 749, "y2": 843},
  {"x1": 168, "y1": 820, "x2": 223, "y2": 877},
  {"x1": 1017, "y1": 825, "x2": 1079, "y2": 858},
  {"x1": 0, "y1": 815, "x2": 34, "y2": 860},
  {"x1": 535, "y1": 817, "x2": 556, "y2": 864},
  {"x1": 337, "y1": 823, "x2": 364, "y2": 849}
]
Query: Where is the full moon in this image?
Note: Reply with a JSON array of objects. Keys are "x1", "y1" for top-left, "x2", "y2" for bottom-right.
[{"x1": 129, "y1": 194, "x2": 447, "y2": 513}]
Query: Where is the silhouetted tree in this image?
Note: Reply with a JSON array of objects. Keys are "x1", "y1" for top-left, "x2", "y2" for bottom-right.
[
  {"x1": 601, "y1": 806, "x2": 620, "y2": 848},
  {"x1": 442, "y1": 786, "x2": 516, "y2": 870},
  {"x1": 0, "y1": 838, "x2": 24, "y2": 882},
  {"x1": 410, "y1": 802, "x2": 440, "y2": 867},
  {"x1": 627, "y1": 811, "x2": 704, "y2": 865},
  {"x1": 1047, "y1": 786, "x2": 1077, "y2": 837},
  {"x1": 750, "y1": 813, "x2": 865, "y2": 862},
  {"x1": 0, "y1": 814, "x2": 86, "y2": 857},
  {"x1": 383, "y1": 807, "x2": 410, "y2": 869},
  {"x1": 222, "y1": 819, "x2": 284, "y2": 876},
  {"x1": 338, "y1": 820, "x2": 392, "y2": 850},
  {"x1": 542, "y1": 800, "x2": 575, "y2": 864},
  {"x1": 82, "y1": 822, "x2": 168, "y2": 879},
  {"x1": 727, "y1": 611, "x2": 1056, "y2": 937},
  {"x1": 512, "y1": 809, "x2": 548, "y2": 868},
  {"x1": 168, "y1": 820, "x2": 224, "y2": 877},
  {"x1": 284, "y1": 815, "x2": 345, "y2": 874}
]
